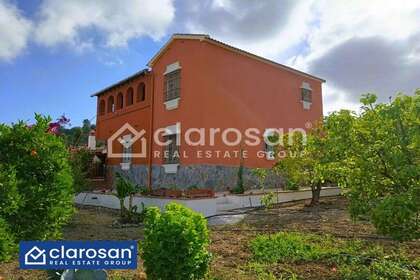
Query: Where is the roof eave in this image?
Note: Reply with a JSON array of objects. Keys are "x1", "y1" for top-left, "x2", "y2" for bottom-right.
[
  {"x1": 147, "y1": 34, "x2": 325, "y2": 83},
  {"x1": 90, "y1": 69, "x2": 149, "y2": 97}
]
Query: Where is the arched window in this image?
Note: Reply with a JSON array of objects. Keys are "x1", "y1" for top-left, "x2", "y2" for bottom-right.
[
  {"x1": 137, "y1": 83, "x2": 146, "y2": 102},
  {"x1": 126, "y1": 87, "x2": 134, "y2": 106},
  {"x1": 117, "y1": 92, "x2": 124, "y2": 109},
  {"x1": 107, "y1": 96, "x2": 115, "y2": 113},
  {"x1": 99, "y1": 100, "x2": 105, "y2": 115}
]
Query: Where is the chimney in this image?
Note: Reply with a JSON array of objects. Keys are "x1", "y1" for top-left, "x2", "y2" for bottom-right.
[{"x1": 88, "y1": 129, "x2": 96, "y2": 150}]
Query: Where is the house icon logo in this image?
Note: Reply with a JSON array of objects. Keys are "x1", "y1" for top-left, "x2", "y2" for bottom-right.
[
  {"x1": 24, "y1": 246, "x2": 46, "y2": 265},
  {"x1": 107, "y1": 123, "x2": 147, "y2": 160}
]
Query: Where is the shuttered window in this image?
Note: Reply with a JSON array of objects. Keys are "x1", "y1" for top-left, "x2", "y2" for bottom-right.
[
  {"x1": 164, "y1": 70, "x2": 180, "y2": 101},
  {"x1": 164, "y1": 134, "x2": 179, "y2": 164},
  {"x1": 301, "y1": 88, "x2": 312, "y2": 102}
]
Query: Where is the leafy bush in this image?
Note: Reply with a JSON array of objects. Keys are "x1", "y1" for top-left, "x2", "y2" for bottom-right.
[
  {"x1": 70, "y1": 148, "x2": 94, "y2": 193},
  {"x1": 142, "y1": 203, "x2": 211, "y2": 280},
  {"x1": 114, "y1": 173, "x2": 143, "y2": 223},
  {"x1": 232, "y1": 163, "x2": 245, "y2": 194},
  {"x1": 260, "y1": 192, "x2": 275, "y2": 209},
  {"x1": 0, "y1": 165, "x2": 21, "y2": 217},
  {"x1": 371, "y1": 194, "x2": 419, "y2": 240},
  {"x1": 0, "y1": 217, "x2": 16, "y2": 262},
  {"x1": 326, "y1": 92, "x2": 420, "y2": 240},
  {"x1": 0, "y1": 114, "x2": 74, "y2": 240},
  {"x1": 251, "y1": 168, "x2": 268, "y2": 188}
]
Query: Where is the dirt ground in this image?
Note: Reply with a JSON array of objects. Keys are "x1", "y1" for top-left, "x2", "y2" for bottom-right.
[{"x1": 0, "y1": 196, "x2": 418, "y2": 279}]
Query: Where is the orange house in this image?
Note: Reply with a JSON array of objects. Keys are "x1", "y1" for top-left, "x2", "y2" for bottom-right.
[{"x1": 92, "y1": 34, "x2": 325, "y2": 191}]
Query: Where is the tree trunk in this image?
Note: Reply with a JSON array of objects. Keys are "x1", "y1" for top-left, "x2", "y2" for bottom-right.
[
  {"x1": 119, "y1": 198, "x2": 125, "y2": 218},
  {"x1": 310, "y1": 184, "x2": 322, "y2": 206}
]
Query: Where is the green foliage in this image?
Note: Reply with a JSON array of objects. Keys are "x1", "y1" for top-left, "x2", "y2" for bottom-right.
[
  {"x1": 70, "y1": 148, "x2": 94, "y2": 193},
  {"x1": 115, "y1": 173, "x2": 136, "y2": 200},
  {"x1": 250, "y1": 232, "x2": 418, "y2": 279},
  {"x1": 274, "y1": 127, "x2": 336, "y2": 206},
  {"x1": 273, "y1": 91, "x2": 419, "y2": 239},
  {"x1": 142, "y1": 203, "x2": 211, "y2": 280},
  {"x1": 114, "y1": 173, "x2": 143, "y2": 223},
  {"x1": 252, "y1": 168, "x2": 268, "y2": 188},
  {"x1": 60, "y1": 118, "x2": 95, "y2": 146},
  {"x1": 326, "y1": 91, "x2": 420, "y2": 240},
  {"x1": 340, "y1": 259, "x2": 414, "y2": 280},
  {"x1": 260, "y1": 192, "x2": 275, "y2": 209},
  {"x1": 284, "y1": 179, "x2": 299, "y2": 191},
  {"x1": 243, "y1": 262, "x2": 282, "y2": 280},
  {"x1": 250, "y1": 232, "x2": 335, "y2": 263},
  {"x1": 0, "y1": 217, "x2": 16, "y2": 262},
  {"x1": 371, "y1": 194, "x2": 419, "y2": 240},
  {"x1": 0, "y1": 114, "x2": 74, "y2": 241},
  {"x1": 233, "y1": 163, "x2": 245, "y2": 194},
  {"x1": 0, "y1": 165, "x2": 21, "y2": 217}
]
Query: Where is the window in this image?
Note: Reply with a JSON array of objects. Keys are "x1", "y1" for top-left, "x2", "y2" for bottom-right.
[
  {"x1": 117, "y1": 92, "x2": 124, "y2": 109},
  {"x1": 263, "y1": 129, "x2": 278, "y2": 160},
  {"x1": 107, "y1": 96, "x2": 115, "y2": 113},
  {"x1": 137, "y1": 83, "x2": 146, "y2": 102},
  {"x1": 164, "y1": 70, "x2": 180, "y2": 101},
  {"x1": 99, "y1": 100, "x2": 105, "y2": 115},
  {"x1": 122, "y1": 135, "x2": 132, "y2": 164},
  {"x1": 301, "y1": 88, "x2": 312, "y2": 103},
  {"x1": 264, "y1": 142, "x2": 275, "y2": 160},
  {"x1": 126, "y1": 87, "x2": 134, "y2": 106},
  {"x1": 164, "y1": 134, "x2": 179, "y2": 164}
]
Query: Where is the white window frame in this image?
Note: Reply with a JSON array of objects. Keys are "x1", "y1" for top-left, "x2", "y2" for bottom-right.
[{"x1": 121, "y1": 134, "x2": 132, "y2": 170}]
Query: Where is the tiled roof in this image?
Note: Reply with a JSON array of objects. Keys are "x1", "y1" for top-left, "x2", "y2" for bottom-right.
[{"x1": 91, "y1": 68, "x2": 149, "y2": 97}]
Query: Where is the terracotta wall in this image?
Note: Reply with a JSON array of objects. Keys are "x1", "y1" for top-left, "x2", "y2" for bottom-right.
[
  {"x1": 95, "y1": 74, "x2": 152, "y2": 165},
  {"x1": 150, "y1": 39, "x2": 323, "y2": 168}
]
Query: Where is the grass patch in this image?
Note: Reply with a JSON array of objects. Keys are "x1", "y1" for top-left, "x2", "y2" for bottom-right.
[
  {"x1": 249, "y1": 231, "x2": 362, "y2": 263},
  {"x1": 249, "y1": 231, "x2": 419, "y2": 279}
]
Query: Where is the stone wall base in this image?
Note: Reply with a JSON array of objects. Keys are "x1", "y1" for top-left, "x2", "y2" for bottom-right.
[{"x1": 109, "y1": 164, "x2": 284, "y2": 192}]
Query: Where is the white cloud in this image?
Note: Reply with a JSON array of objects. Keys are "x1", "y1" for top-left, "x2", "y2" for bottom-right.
[
  {"x1": 35, "y1": 0, "x2": 175, "y2": 49},
  {"x1": 0, "y1": 0, "x2": 32, "y2": 61},
  {"x1": 176, "y1": 0, "x2": 420, "y2": 112},
  {"x1": 288, "y1": 0, "x2": 420, "y2": 112}
]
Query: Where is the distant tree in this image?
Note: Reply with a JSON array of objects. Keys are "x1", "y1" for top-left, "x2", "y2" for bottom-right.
[
  {"x1": 0, "y1": 114, "x2": 74, "y2": 241},
  {"x1": 330, "y1": 91, "x2": 420, "y2": 240},
  {"x1": 60, "y1": 118, "x2": 94, "y2": 147}
]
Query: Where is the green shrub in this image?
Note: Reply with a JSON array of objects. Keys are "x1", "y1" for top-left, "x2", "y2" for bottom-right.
[
  {"x1": 250, "y1": 232, "x2": 418, "y2": 279},
  {"x1": 340, "y1": 259, "x2": 414, "y2": 280},
  {"x1": 250, "y1": 232, "x2": 365, "y2": 264},
  {"x1": 0, "y1": 114, "x2": 74, "y2": 240},
  {"x1": 0, "y1": 217, "x2": 16, "y2": 262},
  {"x1": 0, "y1": 165, "x2": 21, "y2": 217},
  {"x1": 371, "y1": 194, "x2": 419, "y2": 240},
  {"x1": 250, "y1": 232, "x2": 323, "y2": 263},
  {"x1": 142, "y1": 203, "x2": 211, "y2": 280},
  {"x1": 70, "y1": 148, "x2": 94, "y2": 193},
  {"x1": 260, "y1": 192, "x2": 275, "y2": 209},
  {"x1": 326, "y1": 92, "x2": 420, "y2": 240},
  {"x1": 114, "y1": 173, "x2": 145, "y2": 223}
]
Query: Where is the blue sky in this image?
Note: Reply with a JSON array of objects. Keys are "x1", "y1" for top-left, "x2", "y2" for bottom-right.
[
  {"x1": 1, "y1": 34, "x2": 162, "y2": 125},
  {"x1": 1, "y1": 0, "x2": 419, "y2": 126}
]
